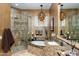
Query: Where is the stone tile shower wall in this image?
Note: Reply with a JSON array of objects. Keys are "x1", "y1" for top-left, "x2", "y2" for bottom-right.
[{"x1": 11, "y1": 8, "x2": 31, "y2": 45}]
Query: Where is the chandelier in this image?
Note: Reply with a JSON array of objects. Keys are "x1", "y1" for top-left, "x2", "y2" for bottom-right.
[
  {"x1": 60, "y1": 4, "x2": 65, "y2": 21},
  {"x1": 38, "y1": 5, "x2": 45, "y2": 21}
]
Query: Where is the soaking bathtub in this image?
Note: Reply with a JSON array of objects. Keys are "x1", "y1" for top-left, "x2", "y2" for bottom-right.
[
  {"x1": 31, "y1": 41, "x2": 46, "y2": 46},
  {"x1": 31, "y1": 40, "x2": 59, "y2": 47}
]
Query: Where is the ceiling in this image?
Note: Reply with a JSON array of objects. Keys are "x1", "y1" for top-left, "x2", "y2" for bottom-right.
[
  {"x1": 61, "y1": 3, "x2": 79, "y2": 9},
  {"x1": 11, "y1": 3, "x2": 79, "y2": 10},
  {"x1": 11, "y1": 3, "x2": 52, "y2": 10}
]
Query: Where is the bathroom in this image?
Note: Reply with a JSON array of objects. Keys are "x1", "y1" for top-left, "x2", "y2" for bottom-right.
[{"x1": 0, "y1": 3, "x2": 79, "y2": 56}]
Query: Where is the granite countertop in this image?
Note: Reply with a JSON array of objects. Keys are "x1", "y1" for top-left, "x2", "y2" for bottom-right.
[
  {"x1": 27, "y1": 40, "x2": 76, "y2": 56},
  {"x1": 57, "y1": 35, "x2": 79, "y2": 50},
  {"x1": 27, "y1": 44, "x2": 62, "y2": 56},
  {"x1": 11, "y1": 41, "x2": 71, "y2": 56}
]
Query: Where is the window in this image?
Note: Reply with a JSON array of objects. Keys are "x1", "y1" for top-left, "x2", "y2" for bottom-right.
[
  {"x1": 34, "y1": 16, "x2": 39, "y2": 26},
  {"x1": 34, "y1": 16, "x2": 49, "y2": 27},
  {"x1": 61, "y1": 19, "x2": 65, "y2": 27}
]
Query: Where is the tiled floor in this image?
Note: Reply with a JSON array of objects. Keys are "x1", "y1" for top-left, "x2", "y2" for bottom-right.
[
  {"x1": 11, "y1": 45, "x2": 26, "y2": 53},
  {"x1": 12, "y1": 50, "x2": 35, "y2": 56}
]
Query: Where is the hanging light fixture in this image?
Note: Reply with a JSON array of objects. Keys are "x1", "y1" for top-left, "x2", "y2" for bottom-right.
[
  {"x1": 60, "y1": 4, "x2": 65, "y2": 21},
  {"x1": 38, "y1": 5, "x2": 45, "y2": 21}
]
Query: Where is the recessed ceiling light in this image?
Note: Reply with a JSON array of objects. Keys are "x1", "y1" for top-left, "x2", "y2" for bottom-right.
[{"x1": 15, "y1": 4, "x2": 19, "y2": 6}]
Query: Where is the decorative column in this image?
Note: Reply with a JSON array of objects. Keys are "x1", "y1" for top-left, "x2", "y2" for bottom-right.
[{"x1": 58, "y1": 4, "x2": 61, "y2": 35}]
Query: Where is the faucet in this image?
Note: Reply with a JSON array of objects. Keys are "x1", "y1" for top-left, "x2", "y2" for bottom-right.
[{"x1": 66, "y1": 32, "x2": 70, "y2": 40}]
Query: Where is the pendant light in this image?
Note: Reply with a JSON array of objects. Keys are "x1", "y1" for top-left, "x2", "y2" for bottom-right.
[{"x1": 38, "y1": 5, "x2": 45, "y2": 21}]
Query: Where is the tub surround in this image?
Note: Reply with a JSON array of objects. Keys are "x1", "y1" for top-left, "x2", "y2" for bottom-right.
[
  {"x1": 11, "y1": 44, "x2": 66, "y2": 56},
  {"x1": 27, "y1": 40, "x2": 68, "y2": 56},
  {"x1": 28, "y1": 44, "x2": 58, "y2": 56}
]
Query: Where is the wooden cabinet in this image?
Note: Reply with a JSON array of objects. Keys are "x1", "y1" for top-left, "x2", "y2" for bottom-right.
[{"x1": 0, "y1": 4, "x2": 10, "y2": 35}]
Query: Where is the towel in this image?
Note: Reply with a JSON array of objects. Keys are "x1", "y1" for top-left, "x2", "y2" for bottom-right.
[{"x1": 1, "y1": 28, "x2": 14, "y2": 53}]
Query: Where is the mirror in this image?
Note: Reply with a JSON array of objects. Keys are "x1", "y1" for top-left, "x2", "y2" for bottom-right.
[{"x1": 60, "y1": 3, "x2": 79, "y2": 42}]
